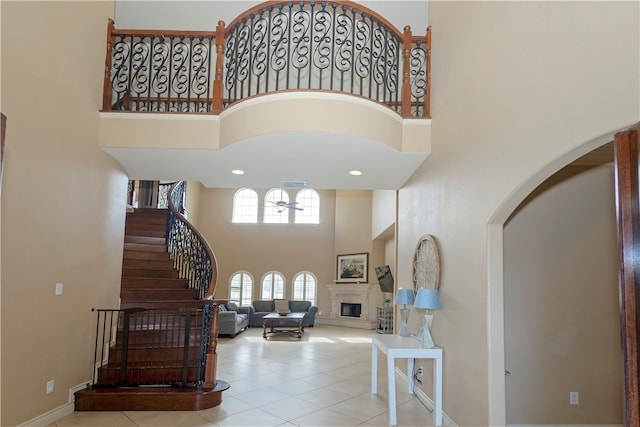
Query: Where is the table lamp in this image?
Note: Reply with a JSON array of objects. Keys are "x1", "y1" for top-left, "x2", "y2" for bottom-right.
[
  {"x1": 394, "y1": 288, "x2": 415, "y2": 337},
  {"x1": 413, "y1": 288, "x2": 441, "y2": 348}
]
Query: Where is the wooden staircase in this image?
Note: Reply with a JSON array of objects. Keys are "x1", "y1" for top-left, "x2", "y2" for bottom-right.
[
  {"x1": 120, "y1": 208, "x2": 199, "y2": 308},
  {"x1": 74, "y1": 207, "x2": 228, "y2": 411}
]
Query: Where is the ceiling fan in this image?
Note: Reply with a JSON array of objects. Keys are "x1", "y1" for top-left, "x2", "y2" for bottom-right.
[
  {"x1": 269, "y1": 200, "x2": 304, "y2": 212},
  {"x1": 268, "y1": 185, "x2": 305, "y2": 213}
]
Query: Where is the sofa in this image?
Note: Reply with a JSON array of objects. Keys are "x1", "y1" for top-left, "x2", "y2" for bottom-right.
[
  {"x1": 245, "y1": 300, "x2": 318, "y2": 327},
  {"x1": 218, "y1": 302, "x2": 250, "y2": 337}
]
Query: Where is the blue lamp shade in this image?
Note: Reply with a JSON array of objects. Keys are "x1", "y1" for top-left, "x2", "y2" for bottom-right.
[
  {"x1": 395, "y1": 288, "x2": 415, "y2": 305},
  {"x1": 413, "y1": 288, "x2": 441, "y2": 310}
]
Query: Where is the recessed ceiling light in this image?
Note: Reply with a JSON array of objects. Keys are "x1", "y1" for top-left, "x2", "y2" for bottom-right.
[
  {"x1": 349, "y1": 170, "x2": 362, "y2": 176},
  {"x1": 231, "y1": 169, "x2": 245, "y2": 175}
]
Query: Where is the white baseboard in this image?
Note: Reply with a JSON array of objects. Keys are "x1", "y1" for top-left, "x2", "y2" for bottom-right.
[
  {"x1": 395, "y1": 366, "x2": 458, "y2": 426},
  {"x1": 17, "y1": 382, "x2": 88, "y2": 427}
]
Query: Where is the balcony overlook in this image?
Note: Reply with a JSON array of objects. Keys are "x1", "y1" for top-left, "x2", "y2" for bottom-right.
[{"x1": 99, "y1": 0, "x2": 432, "y2": 189}]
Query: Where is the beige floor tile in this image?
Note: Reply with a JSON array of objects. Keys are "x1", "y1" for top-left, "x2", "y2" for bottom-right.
[
  {"x1": 260, "y1": 396, "x2": 323, "y2": 421},
  {"x1": 54, "y1": 411, "x2": 138, "y2": 426},
  {"x1": 123, "y1": 411, "x2": 215, "y2": 427},
  {"x1": 290, "y1": 407, "x2": 364, "y2": 427},
  {"x1": 219, "y1": 378, "x2": 265, "y2": 397},
  {"x1": 297, "y1": 371, "x2": 346, "y2": 387},
  {"x1": 328, "y1": 393, "x2": 390, "y2": 422},
  {"x1": 325, "y1": 378, "x2": 372, "y2": 397},
  {"x1": 214, "y1": 407, "x2": 287, "y2": 427},
  {"x1": 49, "y1": 326, "x2": 440, "y2": 427},
  {"x1": 232, "y1": 387, "x2": 290, "y2": 407},
  {"x1": 197, "y1": 396, "x2": 254, "y2": 421},
  {"x1": 296, "y1": 387, "x2": 354, "y2": 407}
]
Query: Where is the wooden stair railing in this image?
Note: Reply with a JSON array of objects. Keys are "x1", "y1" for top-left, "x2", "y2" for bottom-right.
[{"x1": 75, "y1": 188, "x2": 227, "y2": 411}]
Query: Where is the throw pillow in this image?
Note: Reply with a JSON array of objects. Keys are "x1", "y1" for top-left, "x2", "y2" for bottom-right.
[{"x1": 274, "y1": 299, "x2": 290, "y2": 314}]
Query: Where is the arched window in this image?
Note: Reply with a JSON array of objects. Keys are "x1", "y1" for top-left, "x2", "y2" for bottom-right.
[
  {"x1": 229, "y1": 271, "x2": 253, "y2": 306},
  {"x1": 292, "y1": 271, "x2": 317, "y2": 305},
  {"x1": 261, "y1": 271, "x2": 286, "y2": 299},
  {"x1": 264, "y1": 188, "x2": 290, "y2": 224},
  {"x1": 232, "y1": 188, "x2": 258, "y2": 223},
  {"x1": 295, "y1": 189, "x2": 320, "y2": 224}
]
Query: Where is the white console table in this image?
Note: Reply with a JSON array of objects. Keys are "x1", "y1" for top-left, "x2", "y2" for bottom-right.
[{"x1": 371, "y1": 334, "x2": 443, "y2": 426}]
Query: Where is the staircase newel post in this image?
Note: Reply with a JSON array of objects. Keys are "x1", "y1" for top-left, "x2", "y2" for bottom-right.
[
  {"x1": 203, "y1": 303, "x2": 220, "y2": 389},
  {"x1": 424, "y1": 26, "x2": 432, "y2": 119},
  {"x1": 212, "y1": 20, "x2": 225, "y2": 114},
  {"x1": 401, "y1": 25, "x2": 412, "y2": 118},
  {"x1": 102, "y1": 19, "x2": 115, "y2": 112}
]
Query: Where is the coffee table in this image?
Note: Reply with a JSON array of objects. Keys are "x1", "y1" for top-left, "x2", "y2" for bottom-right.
[{"x1": 262, "y1": 312, "x2": 306, "y2": 339}]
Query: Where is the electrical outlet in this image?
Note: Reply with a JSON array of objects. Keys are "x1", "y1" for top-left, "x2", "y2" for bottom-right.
[
  {"x1": 46, "y1": 380, "x2": 55, "y2": 394},
  {"x1": 569, "y1": 391, "x2": 579, "y2": 405},
  {"x1": 416, "y1": 367, "x2": 424, "y2": 384}
]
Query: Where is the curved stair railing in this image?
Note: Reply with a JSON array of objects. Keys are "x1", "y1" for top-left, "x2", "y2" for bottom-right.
[
  {"x1": 166, "y1": 180, "x2": 222, "y2": 390},
  {"x1": 83, "y1": 181, "x2": 223, "y2": 397},
  {"x1": 167, "y1": 181, "x2": 218, "y2": 300},
  {"x1": 102, "y1": 0, "x2": 431, "y2": 118}
]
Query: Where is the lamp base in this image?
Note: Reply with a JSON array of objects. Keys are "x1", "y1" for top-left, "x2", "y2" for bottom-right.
[
  {"x1": 399, "y1": 308, "x2": 410, "y2": 337},
  {"x1": 418, "y1": 314, "x2": 435, "y2": 348}
]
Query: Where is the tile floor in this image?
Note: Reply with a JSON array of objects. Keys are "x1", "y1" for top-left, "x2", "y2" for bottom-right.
[{"x1": 51, "y1": 325, "x2": 435, "y2": 427}]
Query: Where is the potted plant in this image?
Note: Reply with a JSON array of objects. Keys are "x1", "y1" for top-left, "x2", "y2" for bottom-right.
[{"x1": 384, "y1": 298, "x2": 391, "y2": 308}]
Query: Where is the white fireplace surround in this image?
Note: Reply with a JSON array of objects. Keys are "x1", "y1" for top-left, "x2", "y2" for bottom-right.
[
  {"x1": 327, "y1": 283, "x2": 374, "y2": 320},
  {"x1": 321, "y1": 283, "x2": 377, "y2": 329}
]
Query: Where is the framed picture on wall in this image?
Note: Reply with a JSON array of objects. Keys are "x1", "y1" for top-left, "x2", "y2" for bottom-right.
[{"x1": 336, "y1": 253, "x2": 368, "y2": 283}]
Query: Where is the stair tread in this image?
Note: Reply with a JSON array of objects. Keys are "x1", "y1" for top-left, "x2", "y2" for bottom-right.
[
  {"x1": 124, "y1": 243, "x2": 167, "y2": 253},
  {"x1": 74, "y1": 381, "x2": 228, "y2": 411}
]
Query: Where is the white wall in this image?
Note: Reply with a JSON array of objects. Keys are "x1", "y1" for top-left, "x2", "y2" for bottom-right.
[
  {"x1": 399, "y1": 1, "x2": 638, "y2": 425},
  {"x1": 1, "y1": 2, "x2": 126, "y2": 425},
  {"x1": 504, "y1": 164, "x2": 621, "y2": 424},
  {"x1": 114, "y1": 1, "x2": 428, "y2": 36}
]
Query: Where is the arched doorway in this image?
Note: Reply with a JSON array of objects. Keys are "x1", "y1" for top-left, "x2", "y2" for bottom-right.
[{"x1": 487, "y1": 128, "x2": 630, "y2": 425}]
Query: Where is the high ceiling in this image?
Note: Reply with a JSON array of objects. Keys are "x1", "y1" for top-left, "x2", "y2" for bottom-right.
[{"x1": 104, "y1": 129, "x2": 429, "y2": 190}]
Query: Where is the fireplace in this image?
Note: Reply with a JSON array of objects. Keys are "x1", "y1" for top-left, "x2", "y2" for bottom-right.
[
  {"x1": 323, "y1": 283, "x2": 377, "y2": 329},
  {"x1": 341, "y1": 303, "x2": 362, "y2": 318}
]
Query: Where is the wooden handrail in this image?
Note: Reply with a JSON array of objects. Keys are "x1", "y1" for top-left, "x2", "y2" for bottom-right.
[{"x1": 167, "y1": 182, "x2": 218, "y2": 299}]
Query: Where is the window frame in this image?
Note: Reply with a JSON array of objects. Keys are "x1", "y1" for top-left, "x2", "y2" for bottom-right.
[
  {"x1": 232, "y1": 188, "x2": 259, "y2": 223},
  {"x1": 264, "y1": 188, "x2": 290, "y2": 224},
  {"x1": 294, "y1": 188, "x2": 320, "y2": 224},
  {"x1": 261, "y1": 271, "x2": 286, "y2": 300},
  {"x1": 229, "y1": 271, "x2": 254, "y2": 306},
  {"x1": 291, "y1": 271, "x2": 318, "y2": 305}
]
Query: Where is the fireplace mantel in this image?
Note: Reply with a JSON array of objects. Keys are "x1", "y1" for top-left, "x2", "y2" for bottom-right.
[{"x1": 321, "y1": 283, "x2": 377, "y2": 329}]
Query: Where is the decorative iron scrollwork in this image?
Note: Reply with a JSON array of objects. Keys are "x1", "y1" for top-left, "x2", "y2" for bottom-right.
[
  {"x1": 110, "y1": 34, "x2": 214, "y2": 112},
  {"x1": 224, "y1": 1, "x2": 402, "y2": 111}
]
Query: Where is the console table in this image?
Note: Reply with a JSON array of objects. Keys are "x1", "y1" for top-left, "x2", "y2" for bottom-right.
[{"x1": 371, "y1": 334, "x2": 443, "y2": 426}]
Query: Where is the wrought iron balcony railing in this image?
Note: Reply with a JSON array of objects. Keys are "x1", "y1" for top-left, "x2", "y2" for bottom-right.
[{"x1": 102, "y1": 0, "x2": 431, "y2": 118}]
